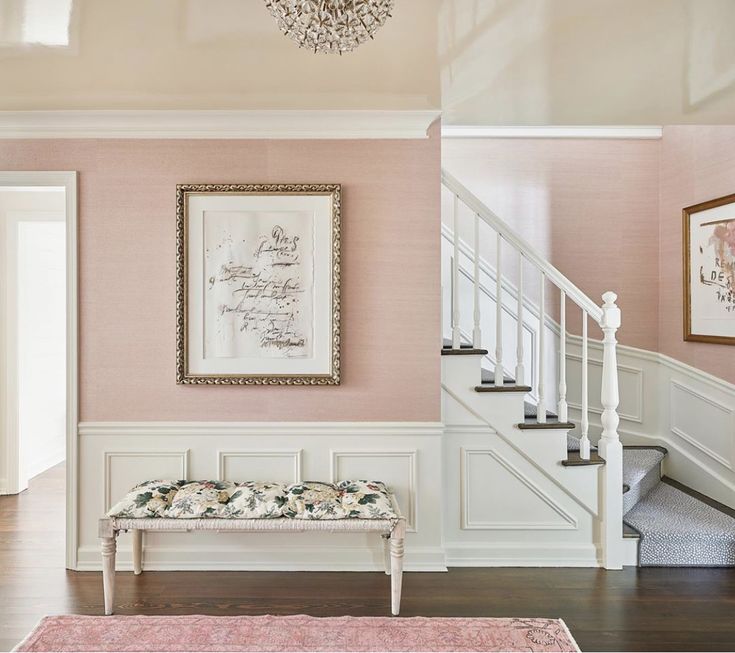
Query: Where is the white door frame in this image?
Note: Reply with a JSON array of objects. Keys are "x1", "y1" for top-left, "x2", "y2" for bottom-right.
[{"x1": 0, "y1": 171, "x2": 78, "y2": 570}]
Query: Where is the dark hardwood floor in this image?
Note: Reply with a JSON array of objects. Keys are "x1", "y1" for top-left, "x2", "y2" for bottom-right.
[{"x1": 1, "y1": 465, "x2": 734, "y2": 652}]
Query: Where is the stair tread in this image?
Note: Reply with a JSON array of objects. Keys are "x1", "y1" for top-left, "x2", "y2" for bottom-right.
[
  {"x1": 624, "y1": 482, "x2": 735, "y2": 566},
  {"x1": 562, "y1": 451, "x2": 606, "y2": 466},
  {"x1": 518, "y1": 419, "x2": 576, "y2": 430},
  {"x1": 442, "y1": 346, "x2": 489, "y2": 356},
  {"x1": 475, "y1": 383, "x2": 532, "y2": 392},
  {"x1": 622, "y1": 448, "x2": 666, "y2": 489}
]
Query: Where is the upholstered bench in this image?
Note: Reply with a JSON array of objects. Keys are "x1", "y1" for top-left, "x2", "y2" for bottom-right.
[{"x1": 99, "y1": 480, "x2": 406, "y2": 616}]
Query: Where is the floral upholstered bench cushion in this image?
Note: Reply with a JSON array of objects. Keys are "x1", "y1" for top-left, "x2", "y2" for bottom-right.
[{"x1": 106, "y1": 480, "x2": 396, "y2": 520}]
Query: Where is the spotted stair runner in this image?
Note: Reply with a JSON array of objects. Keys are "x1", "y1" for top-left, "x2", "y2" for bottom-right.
[{"x1": 564, "y1": 436, "x2": 735, "y2": 566}]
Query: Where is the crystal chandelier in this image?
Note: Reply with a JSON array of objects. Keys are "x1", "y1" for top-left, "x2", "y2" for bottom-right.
[{"x1": 265, "y1": 0, "x2": 394, "y2": 55}]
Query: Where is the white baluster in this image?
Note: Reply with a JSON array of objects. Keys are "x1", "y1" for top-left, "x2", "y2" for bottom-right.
[
  {"x1": 472, "y1": 213, "x2": 481, "y2": 348},
  {"x1": 579, "y1": 310, "x2": 591, "y2": 460},
  {"x1": 494, "y1": 232, "x2": 503, "y2": 387},
  {"x1": 451, "y1": 194, "x2": 461, "y2": 349},
  {"x1": 537, "y1": 271, "x2": 546, "y2": 422},
  {"x1": 558, "y1": 290, "x2": 568, "y2": 422},
  {"x1": 515, "y1": 254, "x2": 524, "y2": 385},
  {"x1": 598, "y1": 291, "x2": 623, "y2": 569}
]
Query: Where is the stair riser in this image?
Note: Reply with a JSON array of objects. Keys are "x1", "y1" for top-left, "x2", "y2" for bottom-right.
[
  {"x1": 623, "y1": 463, "x2": 661, "y2": 515},
  {"x1": 441, "y1": 354, "x2": 484, "y2": 386}
]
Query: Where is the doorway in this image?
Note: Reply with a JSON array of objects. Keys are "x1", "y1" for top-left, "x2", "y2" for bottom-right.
[{"x1": 0, "y1": 172, "x2": 77, "y2": 569}]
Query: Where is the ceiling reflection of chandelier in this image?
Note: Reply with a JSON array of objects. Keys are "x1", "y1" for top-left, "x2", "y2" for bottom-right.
[{"x1": 264, "y1": 0, "x2": 394, "y2": 55}]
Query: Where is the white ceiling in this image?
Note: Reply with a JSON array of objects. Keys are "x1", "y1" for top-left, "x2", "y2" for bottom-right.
[
  {"x1": 440, "y1": 0, "x2": 735, "y2": 125},
  {"x1": 0, "y1": 0, "x2": 734, "y2": 125}
]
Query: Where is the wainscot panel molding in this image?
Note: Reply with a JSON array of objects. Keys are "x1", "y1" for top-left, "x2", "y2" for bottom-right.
[
  {"x1": 76, "y1": 421, "x2": 446, "y2": 572},
  {"x1": 441, "y1": 425, "x2": 600, "y2": 567},
  {"x1": 565, "y1": 344, "x2": 735, "y2": 509},
  {"x1": 217, "y1": 450, "x2": 303, "y2": 484},
  {"x1": 103, "y1": 450, "x2": 190, "y2": 513},
  {"x1": 0, "y1": 110, "x2": 441, "y2": 140},
  {"x1": 330, "y1": 450, "x2": 418, "y2": 531},
  {"x1": 460, "y1": 448, "x2": 577, "y2": 531}
]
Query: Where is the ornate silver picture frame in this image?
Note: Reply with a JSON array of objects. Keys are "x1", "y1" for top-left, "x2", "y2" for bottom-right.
[{"x1": 176, "y1": 184, "x2": 341, "y2": 384}]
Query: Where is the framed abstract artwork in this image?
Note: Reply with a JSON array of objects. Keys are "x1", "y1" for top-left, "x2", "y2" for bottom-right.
[
  {"x1": 176, "y1": 184, "x2": 341, "y2": 384},
  {"x1": 683, "y1": 193, "x2": 735, "y2": 345}
]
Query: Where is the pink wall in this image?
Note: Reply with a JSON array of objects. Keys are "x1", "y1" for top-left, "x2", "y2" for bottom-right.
[
  {"x1": 0, "y1": 129, "x2": 441, "y2": 421},
  {"x1": 659, "y1": 126, "x2": 735, "y2": 384},
  {"x1": 442, "y1": 138, "x2": 661, "y2": 350}
]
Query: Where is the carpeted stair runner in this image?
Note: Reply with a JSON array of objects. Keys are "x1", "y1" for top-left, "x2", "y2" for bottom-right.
[
  {"x1": 565, "y1": 432, "x2": 596, "y2": 454},
  {"x1": 621, "y1": 446, "x2": 735, "y2": 566},
  {"x1": 561, "y1": 436, "x2": 735, "y2": 566},
  {"x1": 624, "y1": 482, "x2": 735, "y2": 566},
  {"x1": 622, "y1": 448, "x2": 666, "y2": 514}
]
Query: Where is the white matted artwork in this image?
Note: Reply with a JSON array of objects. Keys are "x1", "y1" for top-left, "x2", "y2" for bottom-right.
[
  {"x1": 683, "y1": 192, "x2": 735, "y2": 345},
  {"x1": 177, "y1": 184, "x2": 341, "y2": 384}
]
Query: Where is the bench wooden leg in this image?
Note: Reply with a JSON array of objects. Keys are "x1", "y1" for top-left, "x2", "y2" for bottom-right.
[
  {"x1": 389, "y1": 520, "x2": 405, "y2": 616},
  {"x1": 133, "y1": 529, "x2": 143, "y2": 575},
  {"x1": 381, "y1": 534, "x2": 391, "y2": 575},
  {"x1": 101, "y1": 536, "x2": 117, "y2": 615}
]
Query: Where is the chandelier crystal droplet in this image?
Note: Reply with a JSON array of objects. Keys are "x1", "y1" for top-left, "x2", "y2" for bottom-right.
[{"x1": 265, "y1": 0, "x2": 394, "y2": 54}]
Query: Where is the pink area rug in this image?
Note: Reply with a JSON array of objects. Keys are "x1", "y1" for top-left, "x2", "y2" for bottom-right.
[{"x1": 14, "y1": 614, "x2": 579, "y2": 652}]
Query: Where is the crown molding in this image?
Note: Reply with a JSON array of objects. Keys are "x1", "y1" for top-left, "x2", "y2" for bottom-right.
[
  {"x1": 0, "y1": 110, "x2": 441, "y2": 140},
  {"x1": 441, "y1": 125, "x2": 663, "y2": 139}
]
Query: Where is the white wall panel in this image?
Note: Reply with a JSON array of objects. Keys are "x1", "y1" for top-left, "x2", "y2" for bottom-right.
[
  {"x1": 218, "y1": 450, "x2": 302, "y2": 484},
  {"x1": 77, "y1": 423, "x2": 445, "y2": 572},
  {"x1": 330, "y1": 450, "x2": 417, "y2": 530}
]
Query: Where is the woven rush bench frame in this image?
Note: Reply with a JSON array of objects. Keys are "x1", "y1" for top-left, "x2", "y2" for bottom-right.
[{"x1": 98, "y1": 494, "x2": 406, "y2": 616}]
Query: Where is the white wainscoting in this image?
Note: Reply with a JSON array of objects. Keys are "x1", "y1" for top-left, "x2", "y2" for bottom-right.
[
  {"x1": 76, "y1": 422, "x2": 446, "y2": 572},
  {"x1": 218, "y1": 450, "x2": 303, "y2": 484},
  {"x1": 460, "y1": 448, "x2": 578, "y2": 531},
  {"x1": 442, "y1": 427, "x2": 600, "y2": 567},
  {"x1": 565, "y1": 342, "x2": 735, "y2": 509}
]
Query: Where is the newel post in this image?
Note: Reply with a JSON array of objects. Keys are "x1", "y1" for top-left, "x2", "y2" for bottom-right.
[{"x1": 597, "y1": 291, "x2": 624, "y2": 569}]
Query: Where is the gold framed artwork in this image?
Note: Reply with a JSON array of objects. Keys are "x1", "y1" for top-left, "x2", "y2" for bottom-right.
[
  {"x1": 176, "y1": 184, "x2": 341, "y2": 384},
  {"x1": 683, "y1": 192, "x2": 735, "y2": 345}
]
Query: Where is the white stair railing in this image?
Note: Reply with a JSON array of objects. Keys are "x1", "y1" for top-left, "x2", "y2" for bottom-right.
[{"x1": 442, "y1": 168, "x2": 624, "y2": 570}]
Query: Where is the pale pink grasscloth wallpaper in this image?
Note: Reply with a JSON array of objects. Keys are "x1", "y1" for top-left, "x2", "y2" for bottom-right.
[
  {"x1": 659, "y1": 125, "x2": 735, "y2": 385},
  {"x1": 442, "y1": 138, "x2": 661, "y2": 351},
  {"x1": 0, "y1": 128, "x2": 441, "y2": 421}
]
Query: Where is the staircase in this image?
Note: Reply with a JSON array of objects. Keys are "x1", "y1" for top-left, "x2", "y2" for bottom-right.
[{"x1": 441, "y1": 169, "x2": 735, "y2": 569}]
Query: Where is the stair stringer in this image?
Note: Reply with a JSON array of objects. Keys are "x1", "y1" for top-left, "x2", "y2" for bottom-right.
[{"x1": 442, "y1": 355, "x2": 601, "y2": 517}]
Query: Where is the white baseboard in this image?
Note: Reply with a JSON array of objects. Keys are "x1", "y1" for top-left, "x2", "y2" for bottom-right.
[
  {"x1": 76, "y1": 544, "x2": 448, "y2": 572},
  {"x1": 443, "y1": 543, "x2": 600, "y2": 567}
]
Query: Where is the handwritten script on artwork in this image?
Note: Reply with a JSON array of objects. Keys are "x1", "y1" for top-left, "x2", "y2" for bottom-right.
[
  {"x1": 696, "y1": 216, "x2": 735, "y2": 316},
  {"x1": 204, "y1": 211, "x2": 314, "y2": 359}
]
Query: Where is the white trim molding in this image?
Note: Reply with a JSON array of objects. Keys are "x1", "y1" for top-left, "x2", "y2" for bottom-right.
[
  {"x1": 460, "y1": 448, "x2": 577, "y2": 531},
  {"x1": 0, "y1": 110, "x2": 441, "y2": 140},
  {"x1": 79, "y1": 421, "x2": 445, "y2": 437},
  {"x1": 217, "y1": 449, "x2": 303, "y2": 483},
  {"x1": 330, "y1": 449, "x2": 418, "y2": 531},
  {"x1": 103, "y1": 449, "x2": 190, "y2": 512},
  {"x1": 441, "y1": 125, "x2": 663, "y2": 140},
  {"x1": 0, "y1": 171, "x2": 78, "y2": 569}
]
